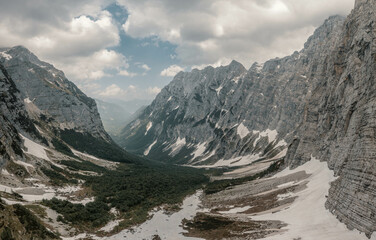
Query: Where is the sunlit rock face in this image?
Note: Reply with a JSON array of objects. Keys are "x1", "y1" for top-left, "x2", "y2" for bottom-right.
[{"x1": 118, "y1": 16, "x2": 345, "y2": 167}]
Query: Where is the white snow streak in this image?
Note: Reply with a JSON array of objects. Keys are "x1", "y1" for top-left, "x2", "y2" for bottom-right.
[
  {"x1": 144, "y1": 140, "x2": 157, "y2": 156},
  {"x1": 215, "y1": 85, "x2": 223, "y2": 95},
  {"x1": 192, "y1": 142, "x2": 207, "y2": 160},
  {"x1": 145, "y1": 121, "x2": 153, "y2": 135},
  {"x1": 168, "y1": 137, "x2": 186, "y2": 156},
  {"x1": 219, "y1": 206, "x2": 252, "y2": 214}
]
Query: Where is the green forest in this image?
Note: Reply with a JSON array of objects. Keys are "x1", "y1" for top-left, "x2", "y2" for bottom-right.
[{"x1": 43, "y1": 161, "x2": 209, "y2": 230}]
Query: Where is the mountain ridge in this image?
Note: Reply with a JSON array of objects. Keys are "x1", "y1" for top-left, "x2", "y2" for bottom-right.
[
  {"x1": 118, "y1": 14, "x2": 346, "y2": 167},
  {"x1": 118, "y1": 1, "x2": 376, "y2": 236}
]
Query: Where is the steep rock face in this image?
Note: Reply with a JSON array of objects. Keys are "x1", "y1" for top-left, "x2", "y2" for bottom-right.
[
  {"x1": 119, "y1": 15, "x2": 345, "y2": 166},
  {"x1": 286, "y1": 0, "x2": 376, "y2": 236},
  {"x1": 0, "y1": 46, "x2": 110, "y2": 142},
  {"x1": 0, "y1": 63, "x2": 42, "y2": 167},
  {"x1": 0, "y1": 47, "x2": 133, "y2": 163}
]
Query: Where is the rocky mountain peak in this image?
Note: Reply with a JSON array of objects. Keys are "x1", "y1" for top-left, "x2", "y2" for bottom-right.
[
  {"x1": 0, "y1": 46, "x2": 119, "y2": 159},
  {"x1": 228, "y1": 60, "x2": 246, "y2": 70},
  {"x1": 1, "y1": 45, "x2": 40, "y2": 65}
]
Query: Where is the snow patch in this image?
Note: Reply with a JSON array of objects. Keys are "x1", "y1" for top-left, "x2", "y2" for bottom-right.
[
  {"x1": 20, "y1": 134, "x2": 49, "y2": 161},
  {"x1": 192, "y1": 142, "x2": 207, "y2": 160},
  {"x1": 275, "y1": 139, "x2": 287, "y2": 148},
  {"x1": 253, "y1": 129, "x2": 278, "y2": 147},
  {"x1": 24, "y1": 98, "x2": 32, "y2": 104},
  {"x1": 0, "y1": 51, "x2": 12, "y2": 60},
  {"x1": 219, "y1": 206, "x2": 252, "y2": 214},
  {"x1": 131, "y1": 120, "x2": 140, "y2": 130},
  {"x1": 21, "y1": 191, "x2": 55, "y2": 202},
  {"x1": 252, "y1": 157, "x2": 373, "y2": 240},
  {"x1": 1, "y1": 169, "x2": 11, "y2": 175},
  {"x1": 71, "y1": 149, "x2": 100, "y2": 161},
  {"x1": 145, "y1": 121, "x2": 153, "y2": 135},
  {"x1": 108, "y1": 191, "x2": 203, "y2": 240},
  {"x1": 100, "y1": 219, "x2": 122, "y2": 233},
  {"x1": 70, "y1": 197, "x2": 95, "y2": 205},
  {"x1": 215, "y1": 85, "x2": 223, "y2": 95},
  {"x1": 144, "y1": 140, "x2": 157, "y2": 156},
  {"x1": 168, "y1": 137, "x2": 186, "y2": 156},
  {"x1": 237, "y1": 123, "x2": 250, "y2": 139},
  {"x1": 13, "y1": 160, "x2": 35, "y2": 169}
]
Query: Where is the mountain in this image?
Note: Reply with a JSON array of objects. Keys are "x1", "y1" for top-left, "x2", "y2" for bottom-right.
[
  {"x1": 95, "y1": 99, "x2": 131, "y2": 136},
  {"x1": 118, "y1": 15, "x2": 345, "y2": 166},
  {"x1": 119, "y1": 0, "x2": 376, "y2": 237},
  {"x1": 0, "y1": 46, "x2": 207, "y2": 239},
  {"x1": 285, "y1": 0, "x2": 376, "y2": 236},
  {"x1": 0, "y1": 46, "x2": 133, "y2": 162}
]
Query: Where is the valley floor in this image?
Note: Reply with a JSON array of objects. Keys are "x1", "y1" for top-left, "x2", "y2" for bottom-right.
[
  {"x1": 1, "y1": 140, "x2": 375, "y2": 240},
  {"x1": 183, "y1": 158, "x2": 376, "y2": 240}
]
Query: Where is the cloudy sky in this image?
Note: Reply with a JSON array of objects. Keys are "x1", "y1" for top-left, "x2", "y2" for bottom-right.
[{"x1": 0, "y1": 0, "x2": 355, "y2": 102}]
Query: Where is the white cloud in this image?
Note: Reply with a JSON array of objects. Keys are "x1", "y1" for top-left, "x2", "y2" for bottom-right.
[
  {"x1": 160, "y1": 65, "x2": 185, "y2": 77},
  {"x1": 119, "y1": 0, "x2": 355, "y2": 67},
  {"x1": 56, "y1": 49, "x2": 128, "y2": 80},
  {"x1": 98, "y1": 84, "x2": 161, "y2": 100},
  {"x1": 0, "y1": 1, "x2": 124, "y2": 82},
  {"x1": 119, "y1": 70, "x2": 138, "y2": 77},
  {"x1": 140, "y1": 64, "x2": 151, "y2": 71},
  {"x1": 99, "y1": 84, "x2": 126, "y2": 97},
  {"x1": 147, "y1": 87, "x2": 161, "y2": 95}
]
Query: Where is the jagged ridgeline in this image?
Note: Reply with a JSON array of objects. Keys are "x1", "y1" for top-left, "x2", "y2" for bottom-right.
[
  {"x1": 119, "y1": 0, "x2": 376, "y2": 237},
  {"x1": 118, "y1": 15, "x2": 345, "y2": 166}
]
